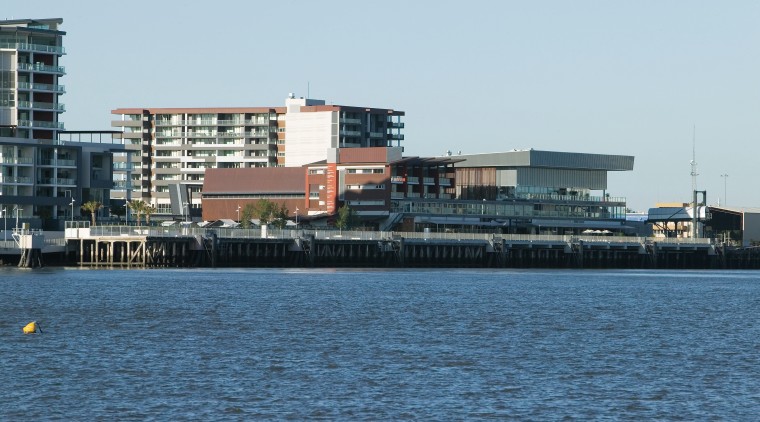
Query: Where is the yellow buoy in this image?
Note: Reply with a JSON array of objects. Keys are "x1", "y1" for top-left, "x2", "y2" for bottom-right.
[{"x1": 23, "y1": 321, "x2": 42, "y2": 334}]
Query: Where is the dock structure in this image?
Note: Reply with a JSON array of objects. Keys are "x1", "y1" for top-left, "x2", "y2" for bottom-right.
[{"x1": 56, "y1": 225, "x2": 736, "y2": 269}]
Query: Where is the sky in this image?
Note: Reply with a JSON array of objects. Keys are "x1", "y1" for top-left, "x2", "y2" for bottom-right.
[{"x1": 7, "y1": 1, "x2": 760, "y2": 211}]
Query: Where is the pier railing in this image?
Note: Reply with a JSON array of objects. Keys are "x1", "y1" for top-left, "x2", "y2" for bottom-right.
[{"x1": 75, "y1": 225, "x2": 714, "y2": 246}]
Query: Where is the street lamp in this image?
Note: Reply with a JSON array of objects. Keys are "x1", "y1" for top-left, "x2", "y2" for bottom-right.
[
  {"x1": 14, "y1": 206, "x2": 22, "y2": 233},
  {"x1": 2, "y1": 206, "x2": 6, "y2": 241},
  {"x1": 125, "y1": 199, "x2": 129, "y2": 225},
  {"x1": 720, "y1": 173, "x2": 728, "y2": 206},
  {"x1": 70, "y1": 198, "x2": 75, "y2": 227},
  {"x1": 183, "y1": 202, "x2": 188, "y2": 222},
  {"x1": 236, "y1": 205, "x2": 241, "y2": 222},
  {"x1": 294, "y1": 206, "x2": 299, "y2": 227}
]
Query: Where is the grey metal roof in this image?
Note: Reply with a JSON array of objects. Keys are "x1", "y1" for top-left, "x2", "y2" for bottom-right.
[{"x1": 453, "y1": 149, "x2": 634, "y2": 171}]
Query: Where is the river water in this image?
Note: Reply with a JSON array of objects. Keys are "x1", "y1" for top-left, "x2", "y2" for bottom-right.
[{"x1": 1, "y1": 268, "x2": 759, "y2": 420}]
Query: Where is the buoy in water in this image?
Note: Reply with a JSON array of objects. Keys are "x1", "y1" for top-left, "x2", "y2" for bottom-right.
[{"x1": 23, "y1": 321, "x2": 42, "y2": 334}]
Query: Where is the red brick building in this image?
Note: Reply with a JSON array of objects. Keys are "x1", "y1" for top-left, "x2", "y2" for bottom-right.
[{"x1": 201, "y1": 147, "x2": 459, "y2": 225}]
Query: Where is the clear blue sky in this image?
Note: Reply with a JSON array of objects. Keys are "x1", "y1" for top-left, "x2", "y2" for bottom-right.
[{"x1": 8, "y1": 1, "x2": 760, "y2": 211}]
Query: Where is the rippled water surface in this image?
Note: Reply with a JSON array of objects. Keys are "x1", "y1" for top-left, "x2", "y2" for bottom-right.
[{"x1": 2, "y1": 268, "x2": 760, "y2": 420}]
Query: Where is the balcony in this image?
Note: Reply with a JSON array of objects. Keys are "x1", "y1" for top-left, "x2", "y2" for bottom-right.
[
  {"x1": 0, "y1": 176, "x2": 32, "y2": 184},
  {"x1": 391, "y1": 176, "x2": 406, "y2": 184},
  {"x1": 0, "y1": 42, "x2": 66, "y2": 55},
  {"x1": 244, "y1": 119, "x2": 270, "y2": 126},
  {"x1": 391, "y1": 192, "x2": 405, "y2": 199},
  {"x1": 407, "y1": 176, "x2": 419, "y2": 184},
  {"x1": 388, "y1": 121, "x2": 404, "y2": 129},
  {"x1": 17, "y1": 62, "x2": 66, "y2": 74},
  {"x1": 340, "y1": 130, "x2": 362, "y2": 137},
  {"x1": 17, "y1": 120, "x2": 65, "y2": 129},
  {"x1": 154, "y1": 120, "x2": 182, "y2": 127},
  {"x1": 17, "y1": 82, "x2": 66, "y2": 93},
  {"x1": 247, "y1": 130, "x2": 269, "y2": 137},
  {"x1": 2, "y1": 157, "x2": 34, "y2": 165},
  {"x1": 439, "y1": 177, "x2": 452, "y2": 186},
  {"x1": 342, "y1": 118, "x2": 362, "y2": 125},
  {"x1": 423, "y1": 177, "x2": 435, "y2": 185},
  {"x1": 17, "y1": 101, "x2": 65, "y2": 111},
  {"x1": 113, "y1": 162, "x2": 136, "y2": 171},
  {"x1": 369, "y1": 132, "x2": 384, "y2": 139},
  {"x1": 388, "y1": 133, "x2": 404, "y2": 141}
]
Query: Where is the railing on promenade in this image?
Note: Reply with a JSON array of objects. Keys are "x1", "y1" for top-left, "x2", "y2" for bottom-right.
[{"x1": 73, "y1": 225, "x2": 715, "y2": 246}]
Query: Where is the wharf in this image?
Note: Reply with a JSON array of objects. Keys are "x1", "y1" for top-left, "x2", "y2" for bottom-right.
[{"x1": 47, "y1": 225, "x2": 751, "y2": 269}]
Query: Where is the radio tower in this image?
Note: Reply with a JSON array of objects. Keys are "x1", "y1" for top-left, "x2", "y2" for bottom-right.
[
  {"x1": 690, "y1": 125, "x2": 698, "y2": 237},
  {"x1": 690, "y1": 125, "x2": 698, "y2": 192}
]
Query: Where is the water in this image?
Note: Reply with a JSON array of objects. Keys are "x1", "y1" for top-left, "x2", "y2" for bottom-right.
[{"x1": 1, "y1": 268, "x2": 760, "y2": 420}]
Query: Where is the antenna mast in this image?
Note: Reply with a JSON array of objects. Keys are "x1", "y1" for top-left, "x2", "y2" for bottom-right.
[{"x1": 690, "y1": 124, "x2": 698, "y2": 192}]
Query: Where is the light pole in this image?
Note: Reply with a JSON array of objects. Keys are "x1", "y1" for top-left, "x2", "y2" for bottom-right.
[
  {"x1": 69, "y1": 198, "x2": 75, "y2": 227},
  {"x1": 236, "y1": 205, "x2": 241, "y2": 222},
  {"x1": 720, "y1": 173, "x2": 728, "y2": 206},
  {"x1": 125, "y1": 199, "x2": 129, "y2": 225},
  {"x1": 294, "y1": 206, "x2": 299, "y2": 227},
  {"x1": 183, "y1": 202, "x2": 188, "y2": 222},
  {"x1": 14, "y1": 206, "x2": 21, "y2": 232},
  {"x1": 2, "y1": 206, "x2": 6, "y2": 241}
]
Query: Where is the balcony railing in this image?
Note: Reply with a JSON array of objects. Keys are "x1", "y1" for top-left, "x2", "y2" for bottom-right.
[
  {"x1": 391, "y1": 176, "x2": 405, "y2": 183},
  {"x1": 17, "y1": 101, "x2": 65, "y2": 111},
  {"x1": 0, "y1": 42, "x2": 66, "y2": 54},
  {"x1": 17, "y1": 82, "x2": 66, "y2": 93},
  {"x1": 407, "y1": 176, "x2": 419, "y2": 184},
  {"x1": 340, "y1": 130, "x2": 362, "y2": 137},
  {"x1": 2, "y1": 157, "x2": 34, "y2": 165},
  {"x1": 439, "y1": 178, "x2": 451, "y2": 186},
  {"x1": 513, "y1": 193, "x2": 626, "y2": 204},
  {"x1": 0, "y1": 176, "x2": 32, "y2": 184},
  {"x1": 17, "y1": 120, "x2": 65, "y2": 129},
  {"x1": 244, "y1": 119, "x2": 270, "y2": 125},
  {"x1": 17, "y1": 62, "x2": 66, "y2": 74},
  {"x1": 423, "y1": 177, "x2": 435, "y2": 185}
]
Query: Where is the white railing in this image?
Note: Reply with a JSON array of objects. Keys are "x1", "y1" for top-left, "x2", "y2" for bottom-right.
[{"x1": 73, "y1": 225, "x2": 715, "y2": 246}]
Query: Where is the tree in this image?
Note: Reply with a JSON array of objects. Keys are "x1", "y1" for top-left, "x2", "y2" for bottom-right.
[
  {"x1": 251, "y1": 199, "x2": 288, "y2": 227},
  {"x1": 144, "y1": 204, "x2": 157, "y2": 226},
  {"x1": 128, "y1": 200, "x2": 147, "y2": 226},
  {"x1": 335, "y1": 204, "x2": 358, "y2": 232},
  {"x1": 240, "y1": 203, "x2": 255, "y2": 229},
  {"x1": 81, "y1": 201, "x2": 102, "y2": 226}
]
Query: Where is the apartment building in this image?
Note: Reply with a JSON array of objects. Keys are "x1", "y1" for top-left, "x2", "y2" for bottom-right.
[
  {"x1": 111, "y1": 96, "x2": 404, "y2": 217},
  {"x1": 0, "y1": 18, "x2": 117, "y2": 225}
]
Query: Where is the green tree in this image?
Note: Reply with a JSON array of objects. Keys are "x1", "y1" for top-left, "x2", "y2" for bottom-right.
[
  {"x1": 144, "y1": 204, "x2": 157, "y2": 226},
  {"x1": 128, "y1": 199, "x2": 147, "y2": 226},
  {"x1": 249, "y1": 199, "x2": 288, "y2": 228},
  {"x1": 335, "y1": 204, "x2": 358, "y2": 232},
  {"x1": 81, "y1": 201, "x2": 102, "y2": 226},
  {"x1": 240, "y1": 203, "x2": 255, "y2": 229},
  {"x1": 270, "y1": 203, "x2": 289, "y2": 229}
]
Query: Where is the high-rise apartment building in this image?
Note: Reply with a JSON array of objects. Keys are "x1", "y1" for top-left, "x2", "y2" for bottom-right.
[
  {"x1": 0, "y1": 18, "x2": 65, "y2": 140},
  {"x1": 0, "y1": 18, "x2": 118, "y2": 226},
  {"x1": 111, "y1": 96, "x2": 404, "y2": 218}
]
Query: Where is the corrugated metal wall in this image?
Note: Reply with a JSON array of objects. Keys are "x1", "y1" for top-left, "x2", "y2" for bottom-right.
[{"x1": 513, "y1": 168, "x2": 608, "y2": 189}]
